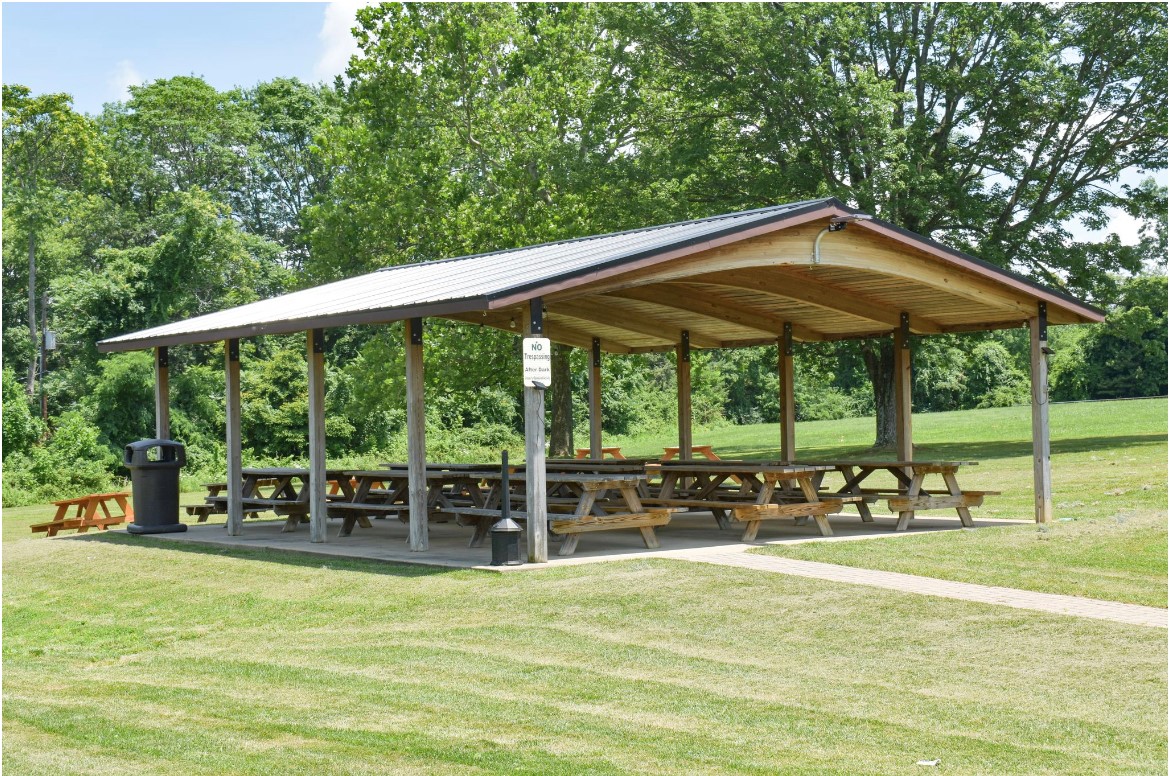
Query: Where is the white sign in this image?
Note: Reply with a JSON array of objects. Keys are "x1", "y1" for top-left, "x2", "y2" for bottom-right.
[{"x1": 522, "y1": 337, "x2": 552, "y2": 388}]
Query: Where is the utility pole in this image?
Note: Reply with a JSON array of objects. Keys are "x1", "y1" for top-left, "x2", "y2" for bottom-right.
[{"x1": 39, "y1": 293, "x2": 48, "y2": 421}]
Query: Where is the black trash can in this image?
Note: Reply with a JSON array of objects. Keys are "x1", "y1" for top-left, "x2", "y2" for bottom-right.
[{"x1": 124, "y1": 439, "x2": 188, "y2": 534}]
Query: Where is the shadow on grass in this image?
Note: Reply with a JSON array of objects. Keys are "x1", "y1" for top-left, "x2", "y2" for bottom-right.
[
  {"x1": 711, "y1": 434, "x2": 1166, "y2": 462},
  {"x1": 67, "y1": 531, "x2": 464, "y2": 579}
]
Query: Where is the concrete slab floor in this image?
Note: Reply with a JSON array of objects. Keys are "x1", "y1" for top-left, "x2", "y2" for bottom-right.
[{"x1": 111, "y1": 512, "x2": 1028, "y2": 572}]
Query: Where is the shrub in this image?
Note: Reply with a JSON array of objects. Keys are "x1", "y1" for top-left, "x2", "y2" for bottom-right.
[
  {"x1": 2, "y1": 367, "x2": 42, "y2": 460},
  {"x1": 2, "y1": 410, "x2": 119, "y2": 506}
]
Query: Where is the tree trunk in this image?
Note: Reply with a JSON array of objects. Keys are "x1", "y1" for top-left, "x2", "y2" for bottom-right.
[
  {"x1": 549, "y1": 343, "x2": 574, "y2": 457},
  {"x1": 862, "y1": 339, "x2": 897, "y2": 448},
  {"x1": 26, "y1": 232, "x2": 37, "y2": 397}
]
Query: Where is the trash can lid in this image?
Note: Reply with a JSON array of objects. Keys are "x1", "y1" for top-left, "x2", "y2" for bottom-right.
[{"x1": 125, "y1": 438, "x2": 185, "y2": 450}]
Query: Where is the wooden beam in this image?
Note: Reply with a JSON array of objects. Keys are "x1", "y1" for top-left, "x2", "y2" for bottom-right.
[
  {"x1": 405, "y1": 318, "x2": 428, "y2": 551},
  {"x1": 224, "y1": 339, "x2": 243, "y2": 536},
  {"x1": 525, "y1": 299, "x2": 549, "y2": 562},
  {"x1": 690, "y1": 270, "x2": 945, "y2": 334},
  {"x1": 445, "y1": 311, "x2": 637, "y2": 353},
  {"x1": 677, "y1": 332, "x2": 693, "y2": 461},
  {"x1": 589, "y1": 338, "x2": 602, "y2": 458},
  {"x1": 1030, "y1": 306, "x2": 1053, "y2": 524},
  {"x1": 779, "y1": 324, "x2": 795, "y2": 463},
  {"x1": 154, "y1": 346, "x2": 170, "y2": 440},
  {"x1": 893, "y1": 314, "x2": 913, "y2": 462},
  {"x1": 552, "y1": 298, "x2": 722, "y2": 348},
  {"x1": 610, "y1": 285, "x2": 826, "y2": 341},
  {"x1": 307, "y1": 329, "x2": 328, "y2": 543}
]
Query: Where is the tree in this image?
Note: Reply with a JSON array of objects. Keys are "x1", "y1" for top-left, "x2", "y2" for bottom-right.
[
  {"x1": 612, "y1": 2, "x2": 1167, "y2": 444},
  {"x1": 114, "y1": 76, "x2": 255, "y2": 203},
  {"x1": 311, "y1": 3, "x2": 671, "y2": 448},
  {"x1": 2, "y1": 85, "x2": 101, "y2": 395},
  {"x1": 1080, "y1": 274, "x2": 1168, "y2": 399},
  {"x1": 233, "y1": 78, "x2": 340, "y2": 271}
]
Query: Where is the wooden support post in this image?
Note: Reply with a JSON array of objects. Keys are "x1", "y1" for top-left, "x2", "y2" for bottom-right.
[
  {"x1": 778, "y1": 323, "x2": 795, "y2": 463},
  {"x1": 406, "y1": 318, "x2": 428, "y2": 551},
  {"x1": 224, "y1": 339, "x2": 243, "y2": 536},
  {"x1": 154, "y1": 346, "x2": 170, "y2": 440},
  {"x1": 307, "y1": 329, "x2": 327, "y2": 543},
  {"x1": 588, "y1": 337, "x2": 602, "y2": 459},
  {"x1": 525, "y1": 298, "x2": 549, "y2": 563},
  {"x1": 677, "y1": 331, "x2": 693, "y2": 460},
  {"x1": 893, "y1": 313, "x2": 913, "y2": 462},
  {"x1": 1030, "y1": 305, "x2": 1053, "y2": 524}
]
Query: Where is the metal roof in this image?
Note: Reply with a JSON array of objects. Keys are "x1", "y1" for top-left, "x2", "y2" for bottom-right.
[
  {"x1": 97, "y1": 199, "x2": 830, "y2": 351},
  {"x1": 97, "y1": 197, "x2": 1102, "y2": 353}
]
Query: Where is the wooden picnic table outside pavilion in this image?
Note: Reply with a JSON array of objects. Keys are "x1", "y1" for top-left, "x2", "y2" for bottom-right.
[
  {"x1": 31, "y1": 491, "x2": 134, "y2": 536},
  {"x1": 805, "y1": 460, "x2": 990, "y2": 530}
]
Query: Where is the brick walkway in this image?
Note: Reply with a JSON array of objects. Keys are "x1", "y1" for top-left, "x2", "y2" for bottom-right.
[{"x1": 683, "y1": 550, "x2": 1168, "y2": 629}]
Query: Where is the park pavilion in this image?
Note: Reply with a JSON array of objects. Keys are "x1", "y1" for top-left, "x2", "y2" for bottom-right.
[{"x1": 98, "y1": 198, "x2": 1103, "y2": 562}]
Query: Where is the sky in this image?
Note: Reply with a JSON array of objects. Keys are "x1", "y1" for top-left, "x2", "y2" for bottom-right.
[
  {"x1": 1, "y1": 1, "x2": 373, "y2": 114},
  {"x1": 1, "y1": 1, "x2": 1160, "y2": 246}
]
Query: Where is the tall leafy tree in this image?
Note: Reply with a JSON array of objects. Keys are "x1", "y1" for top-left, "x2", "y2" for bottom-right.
[
  {"x1": 2, "y1": 85, "x2": 101, "y2": 395},
  {"x1": 233, "y1": 78, "x2": 340, "y2": 271},
  {"x1": 309, "y1": 3, "x2": 672, "y2": 444},
  {"x1": 108, "y1": 76, "x2": 255, "y2": 214},
  {"x1": 612, "y1": 2, "x2": 1167, "y2": 444}
]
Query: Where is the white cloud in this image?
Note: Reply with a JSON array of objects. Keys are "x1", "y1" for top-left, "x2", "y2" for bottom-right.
[
  {"x1": 107, "y1": 59, "x2": 142, "y2": 103},
  {"x1": 314, "y1": 1, "x2": 373, "y2": 81}
]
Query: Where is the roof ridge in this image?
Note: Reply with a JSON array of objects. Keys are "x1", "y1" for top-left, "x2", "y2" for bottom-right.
[{"x1": 375, "y1": 198, "x2": 833, "y2": 273}]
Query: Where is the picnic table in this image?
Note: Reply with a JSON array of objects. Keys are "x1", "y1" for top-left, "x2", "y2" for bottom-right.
[
  {"x1": 185, "y1": 479, "x2": 278, "y2": 522},
  {"x1": 573, "y1": 447, "x2": 625, "y2": 459},
  {"x1": 644, "y1": 461, "x2": 855, "y2": 539},
  {"x1": 544, "y1": 458, "x2": 656, "y2": 494},
  {"x1": 445, "y1": 471, "x2": 673, "y2": 557},
  {"x1": 661, "y1": 444, "x2": 723, "y2": 462},
  {"x1": 204, "y1": 467, "x2": 349, "y2": 532},
  {"x1": 31, "y1": 492, "x2": 134, "y2": 536},
  {"x1": 329, "y1": 467, "x2": 492, "y2": 538},
  {"x1": 806, "y1": 461, "x2": 994, "y2": 531}
]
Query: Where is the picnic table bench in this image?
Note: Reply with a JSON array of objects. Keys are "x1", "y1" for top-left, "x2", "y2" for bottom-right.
[
  {"x1": 805, "y1": 461, "x2": 997, "y2": 530},
  {"x1": 644, "y1": 462, "x2": 852, "y2": 539},
  {"x1": 31, "y1": 492, "x2": 134, "y2": 536}
]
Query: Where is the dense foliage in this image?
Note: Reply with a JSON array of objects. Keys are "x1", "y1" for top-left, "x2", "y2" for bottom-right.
[{"x1": 2, "y1": 3, "x2": 1166, "y2": 505}]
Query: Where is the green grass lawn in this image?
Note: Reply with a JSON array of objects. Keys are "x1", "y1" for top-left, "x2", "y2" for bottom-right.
[
  {"x1": 755, "y1": 512, "x2": 1167, "y2": 607},
  {"x1": 3, "y1": 399, "x2": 1166, "y2": 773},
  {"x1": 3, "y1": 537, "x2": 1166, "y2": 775}
]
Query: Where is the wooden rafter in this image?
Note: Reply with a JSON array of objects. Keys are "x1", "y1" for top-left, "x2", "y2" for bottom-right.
[
  {"x1": 608, "y1": 286, "x2": 826, "y2": 342},
  {"x1": 552, "y1": 298, "x2": 721, "y2": 348},
  {"x1": 684, "y1": 270, "x2": 944, "y2": 334}
]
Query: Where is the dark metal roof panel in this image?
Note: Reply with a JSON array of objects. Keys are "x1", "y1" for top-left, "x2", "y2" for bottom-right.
[{"x1": 98, "y1": 199, "x2": 829, "y2": 351}]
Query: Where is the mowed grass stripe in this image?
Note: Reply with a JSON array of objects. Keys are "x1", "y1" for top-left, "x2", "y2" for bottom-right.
[
  {"x1": 5, "y1": 538, "x2": 1165, "y2": 775},
  {"x1": 4, "y1": 645, "x2": 1160, "y2": 776}
]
